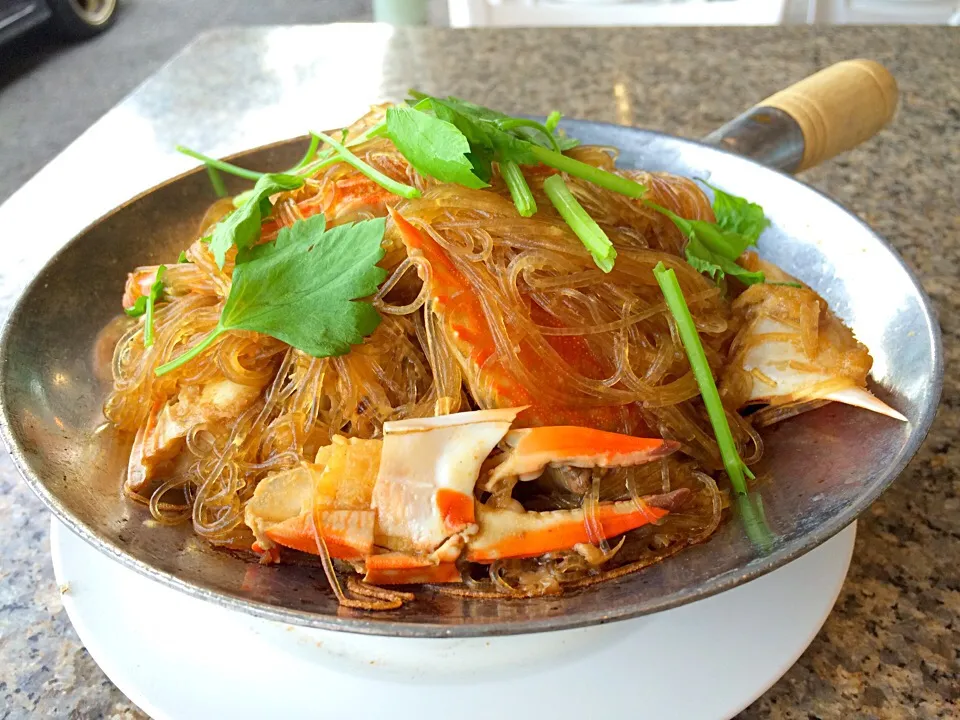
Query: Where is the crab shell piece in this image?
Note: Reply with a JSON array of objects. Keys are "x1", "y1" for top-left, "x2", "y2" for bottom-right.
[
  {"x1": 127, "y1": 379, "x2": 264, "y2": 493},
  {"x1": 723, "y1": 283, "x2": 906, "y2": 423},
  {"x1": 372, "y1": 407, "x2": 525, "y2": 554},
  {"x1": 245, "y1": 407, "x2": 683, "y2": 586},
  {"x1": 735, "y1": 316, "x2": 906, "y2": 421},
  {"x1": 388, "y1": 206, "x2": 644, "y2": 432},
  {"x1": 488, "y1": 426, "x2": 681, "y2": 487},
  {"x1": 466, "y1": 489, "x2": 689, "y2": 563}
]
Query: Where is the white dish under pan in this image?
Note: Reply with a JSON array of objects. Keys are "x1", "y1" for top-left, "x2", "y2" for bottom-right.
[{"x1": 52, "y1": 519, "x2": 856, "y2": 720}]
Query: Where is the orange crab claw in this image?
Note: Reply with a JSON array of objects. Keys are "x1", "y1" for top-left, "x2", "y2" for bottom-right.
[
  {"x1": 488, "y1": 426, "x2": 680, "y2": 486},
  {"x1": 262, "y1": 510, "x2": 375, "y2": 561},
  {"x1": 466, "y1": 488, "x2": 690, "y2": 563},
  {"x1": 363, "y1": 553, "x2": 461, "y2": 585}
]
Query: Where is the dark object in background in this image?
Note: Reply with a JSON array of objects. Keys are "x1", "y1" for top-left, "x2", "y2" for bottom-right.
[{"x1": 0, "y1": 0, "x2": 116, "y2": 44}]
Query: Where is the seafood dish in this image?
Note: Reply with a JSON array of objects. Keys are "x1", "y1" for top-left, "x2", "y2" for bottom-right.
[{"x1": 106, "y1": 95, "x2": 905, "y2": 610}]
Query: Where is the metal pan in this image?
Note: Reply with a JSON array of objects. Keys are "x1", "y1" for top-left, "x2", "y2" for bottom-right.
[{"x1": 0, "y1": 61, "x2": 942, "y2": 637}]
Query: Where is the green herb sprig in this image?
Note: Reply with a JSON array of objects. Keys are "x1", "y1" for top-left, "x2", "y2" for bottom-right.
[
  {"x1": 208, "y1": 173, "x2": 305, "y2": 269},
  {"x1": 391, "y1": 92, "x2": 646, "y2": 207},
  {"x1": 652, "y1": 261, "x2": 774, "y2": 550},
  {"x1": 310, "y1": 130, "x2": 421, "y2": 200},
  {"x1": 125, "y1": 265, "x2": 167, "y2": 348},
  {"x1": 647, "y1": 181, "x2": 770, "y2": 285},
  {"x1": 155, "y1": 216, "x2": 386, "y2": 377}
]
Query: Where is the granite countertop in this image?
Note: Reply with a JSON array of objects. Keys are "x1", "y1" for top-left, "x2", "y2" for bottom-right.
[{"x1": 0, "y1": 24, "x2": 957, "y2": 719}]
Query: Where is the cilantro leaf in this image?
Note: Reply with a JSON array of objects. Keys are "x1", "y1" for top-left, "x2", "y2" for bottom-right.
[
  {"x1": 698, "y1": 179, "x2": 769, "y2": 242},
  {"x1": 385, "y1": 106, "x2": 487, "y2": 190},
  {"x1": 647, "y1": 201, "x2": 765, "y2": 285},
  {"x1": 224, "y1": 215, "x2": 386, "y2": 353},
  {"x1": 209, "y1": 172, "x2": 305, "y2": 269},
  {"x1": 685, "y1": 236, "x2": 765, "y2": 285},
  {"x1": 155, "y1": 216, "x2": 387, "y2": 376},
  {"x1": 646, "y1": 180, "x2": 772, "y2": 286}
]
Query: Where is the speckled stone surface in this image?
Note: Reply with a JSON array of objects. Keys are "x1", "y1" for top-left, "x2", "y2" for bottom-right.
[{"x1": 0, "y1": 24, "x2": 957, "y2": 720}]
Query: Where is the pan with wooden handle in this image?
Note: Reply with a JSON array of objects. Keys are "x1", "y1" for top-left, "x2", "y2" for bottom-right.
[{"x1": 0, "y1": 59, "x2": 941, "y2": 636}]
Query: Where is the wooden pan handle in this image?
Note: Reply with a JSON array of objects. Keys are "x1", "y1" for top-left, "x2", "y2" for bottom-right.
[{"x1": 758, "y1": 59, "x2": 898, "y2": 172}]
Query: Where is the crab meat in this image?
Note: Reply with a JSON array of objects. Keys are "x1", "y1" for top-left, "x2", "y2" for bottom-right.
[
  {"x1": 244, "y1": 407, "x2": 685, "y2": 586},
  {"x1": 125, "y1": 379, "x2": 264, "y2": 492},
  {"x1": 722, "y1": 284, "x2": 906, "y2": 422}
]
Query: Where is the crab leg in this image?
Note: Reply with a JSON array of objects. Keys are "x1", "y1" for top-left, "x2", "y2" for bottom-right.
[
  {"x1": 258, "y1": 509, "x2": 375, "y2": 561},
  {"x1": 467, "y1": 488, "x2": 689, "y2": 563},
  {"x1": 488, "y1": 426, "x2": 680, "y2": 486},
  {"x1": 363, "y1": 553, "x2": 461, "y2": 585}
]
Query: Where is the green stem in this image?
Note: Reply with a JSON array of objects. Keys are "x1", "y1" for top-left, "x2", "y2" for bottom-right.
[
  {"x1": 291, "y1": 133, "x2": 322, "y2": 171},
  {"x1": 144, "y1": 294, "x2": 157, "y2": 348},
  {"x1": 176, "y1": 146, "x2": 264, "y2": 182},
  {"x1": 312, "y1": 130, "x2": 421, "y2": 200},
  {"x1": 206, "y1": 166, "x2": 228, "y2": 198},
  {"x1": 652, "y1": 262, "x2": 773, "y2": 549},
  {"x1": 154, "y1": 328, "x2": 224, "y2": 377},
  {"x1": 496, "y1": 118, "x2": 561, "y2": 152},
  {"x1": 531, "y1": 145, "x2": 646, "y2": 198},
  {"x1": 296, "y1": 121, "x2": 387, "y2": 177},
  {"x1": 736, "y1": 493, "x2": 776, "y2": 551},
  {"x1": 653, "y1": 263, "x2": 747, "y2": 492},
  {"x1": 502, "y1": 161, "x2": 537, "y2": 217},
  {"x1": 232, "y1": 154, "x2": 342, "y2": 209},
  {"x1": 545, "y1": 111, "x2": 562, "y2": 134},
  {"x1": 543, "y1": 174, "x2": 616, "y2": 273},
  {"x1": 365, "y1": 121, "x2": 389, "y2": 139},
  {"x1": 143, "y1": 265, "x2": 166, "y2": 348}
]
